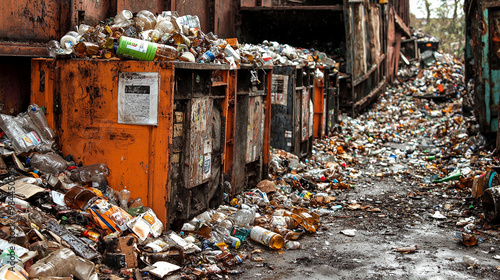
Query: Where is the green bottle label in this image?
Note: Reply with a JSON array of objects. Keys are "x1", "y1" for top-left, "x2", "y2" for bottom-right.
[{"x1": 116, "y1": 36, "x2": 157, "y2": 61}]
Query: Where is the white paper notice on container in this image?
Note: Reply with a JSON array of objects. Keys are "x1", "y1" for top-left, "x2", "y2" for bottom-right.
[{"x1": 118, "y1": 72, "x2": 159, "y2": 125}]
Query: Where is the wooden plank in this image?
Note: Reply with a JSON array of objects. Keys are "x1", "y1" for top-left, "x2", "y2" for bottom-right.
[
  {"x1": 354, "y1": 79, "x2": 385, "y2": 112},
  {"x1": 367, "y1": 4, "x2": 381, "y2": 65},
  {"x1": 352, "y1": 54, "x2": 386, "y2": 87},
  {"x1": 394, "y1": 13, "x2": 411, "y2": 38},
  {"x1": 352, "y1": 3, "x2": 367, "y2": 79}
]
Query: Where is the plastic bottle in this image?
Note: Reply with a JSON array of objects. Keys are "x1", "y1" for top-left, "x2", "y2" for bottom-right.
[
  {"x1": 64, "y1": 186, "x2": 98, "y2": 210},
  {"x1": 113, "y1": 9, "x2": 133, "y2": 25},
  {"x1": 271, "y1": 215, "x2": 299, "y2": 229},
  {"x1": 47, "y1": 40, "x2": 63, "y2": 57},
  {"x1": 233, "y1": 253, "x2": 248, "y2": 264},
  {"x1": 233, "y1": 208, "x2": 255, "y2": 228},
  {"x1": 463, "y1": 255, "x2": 480, "y2": 267},
  {"x1": 254, "y1": 214, "x2": 272, "y2": 227},
  {"x1": 134, "y1": 10, "x2": 157, "y2": 32},
  {"x1": 211, "y1": 211, "x2": 227, "y2": 224},
  {"x1": 219, "y1": 219, "x2": 233, "y2": 229},
  {"x1": 29, "y1": 152, "x2": 69, "y2": 174},
  {"x1": 155, "y1": 43, "x2": 178, "y2": 61},
  {"x1": 75, "y1": 41, "x2": 99, "y2": 57},
  {"x1": 117, "y1": 188, "x2": 131, "y2": 210},
  {"x1": 27, "y1": 248, "x2": 76, "y2": 277},
  {"x1": 198, "y1": 46, "x2": 221, "y2": 63},
  {"x1": 292, "y1": 208, "x2": 319, "y2": 233},
  {"x1": 116, "y1": 36, "x2": 177, "y2": 61},
  {"x1": 5, "y1": 197, "x2": 29, "y2": 211},
  {"x1": 71, "y1": 163, "x2": 109, "y2": 190},
  {"x1": 176, "y1": 15, "x2": 201, "y2": 29},
  {"x1": 0, "y1": 114, "x2": 37, "y2": 152},
  {"x1": 249, "y1": 226, "x2": 284, "y2": 250},
  {"x1": 224, "y1": 234, "x2": 241, "y2": 249},
  {"x1": 285, "y1": 241, "x2": 301, "y2": 250},
  {"x1": 154, "y1": 15, "x2": 176, "y2": 36}
]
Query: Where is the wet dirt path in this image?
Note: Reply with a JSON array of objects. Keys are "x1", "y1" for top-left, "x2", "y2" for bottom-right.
[{"x1": 232, "y1": 71, "x2": 500, "y2": 279}]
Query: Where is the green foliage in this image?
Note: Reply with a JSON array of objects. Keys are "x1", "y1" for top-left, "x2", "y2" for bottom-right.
[{"x1": 412, "y1": 0, "x2": 465, "y2": 57}]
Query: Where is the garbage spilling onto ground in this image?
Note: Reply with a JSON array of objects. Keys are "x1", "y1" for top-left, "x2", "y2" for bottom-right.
[
  {"x1": 1, "y1": 7, "x2": 500, "y2": 279},
  {"x1": 48, "y1": 9, "x2": 337, "y2": 69},
  {"x1": 2, "y1": 43, "x2": 500, "y2": 278}
]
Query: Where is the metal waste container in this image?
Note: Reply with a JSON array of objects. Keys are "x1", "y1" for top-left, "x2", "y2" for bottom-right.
[
  {"x1": 270, "y1": 65, "x2": 314, "y2": 158},
  {"x1": 229, "y1": 65, "x2": 272, "y2": 195},
  {"x1": 325, "y1": 69, "x2": 339, "y2": 136},
  {"x1": 31, "y1": 58, "x2": 231, "y2": 228},
  {"x1": 313, "y1": 65, "x2": 339, "y2": 139}
]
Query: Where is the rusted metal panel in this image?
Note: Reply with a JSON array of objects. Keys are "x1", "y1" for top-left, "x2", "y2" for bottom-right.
[
  {"x1": 0, "y1": 43, "x2": 48, "y2": 57},
  {"x1": 30, "y1": 59, "x2": 174, "y2": 225},
  {"x1": 0, "y1": 0, "x2": 71, "y2": 42},
  {"x1": 215, "y1": 0, "x2": 236, "y2": 38},
  {"x1": 313, "y1": 67, "x2": 325, "y2": 139},
  {"x1": 73, "y1": 0, "x2": 115, "y2": 27},
  {"x1": 223, "y1": 70, "x2": 236, "y2": 176},
  {"x1": 174, "y1": 0, "x2": 210, "y2": 33},
  {"x1": 117, "y1": 0, "x2": 166, "y2": 14},
  {"x1": 30, "y1": 59, "x2": 55, "y2": 128},
  {"x1": 231, "y1": 66, "x2": 271, "y2": 193}
]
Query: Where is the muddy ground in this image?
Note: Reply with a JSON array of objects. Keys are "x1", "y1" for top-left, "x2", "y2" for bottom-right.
[
  {"x1": 234, "y1": 173, "x2": 500, "y2": 280},
  {"x1": 232, "y1": 95, "x2": 500, "y2": 278}
]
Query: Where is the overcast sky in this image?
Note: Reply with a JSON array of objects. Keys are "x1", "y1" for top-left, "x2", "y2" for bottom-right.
[{"x1": 410, "y1": 0, "x2": 463, "y2": 19}]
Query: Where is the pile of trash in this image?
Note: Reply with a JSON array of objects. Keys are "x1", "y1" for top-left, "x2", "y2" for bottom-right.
[
  {"x1": 48, "y1": 10, "x2": 336, "y2": 69},
  {"x1": 0, "y1": 103, "x2": 328, "y2": 279}
]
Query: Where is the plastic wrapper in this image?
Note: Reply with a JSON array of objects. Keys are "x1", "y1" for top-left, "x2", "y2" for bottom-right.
[
  {"x1": 127, "y1": 208, "x2": 163, "y2": 243},
  {"x1": 28, "y1": 104, "x2": 56, "y2": 141},
  {"x1": 135, "y1": 10, "x2": 157, "y2": 32},
  {"x1": 88, "y1": 198, "x2": 132, "y2": 234},
  {"x1": 27, "y1": 248, "x2": 95, "y2": 280},
  {"x1": 29, "y1": 152, "x2": 68, "y2": 174},
  {"x1": 176, "y1": 15, "x2": 200, "y2": 29},
  {"x1": 0, "y1": 114, "x2": 40, "y2": 153}
]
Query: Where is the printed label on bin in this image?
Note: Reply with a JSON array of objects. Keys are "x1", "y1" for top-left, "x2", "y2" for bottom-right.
[
  {"x1": 285, "y1": 131, "x2": 292, "y2": 138},
  {"x1": 203, "y1": 153, "x2": 211, "y2": 180},
  {"x1": 118, "y1": 72, "x2": 159, "y2": 126},
  {"x1": 271, "y1": 75, "x2": 288, "y2": 106}
]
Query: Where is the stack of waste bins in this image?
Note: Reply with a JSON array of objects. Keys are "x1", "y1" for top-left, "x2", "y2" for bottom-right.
[{"x1": 0, "y1": 8, "x2": 341, "y2": 279}]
